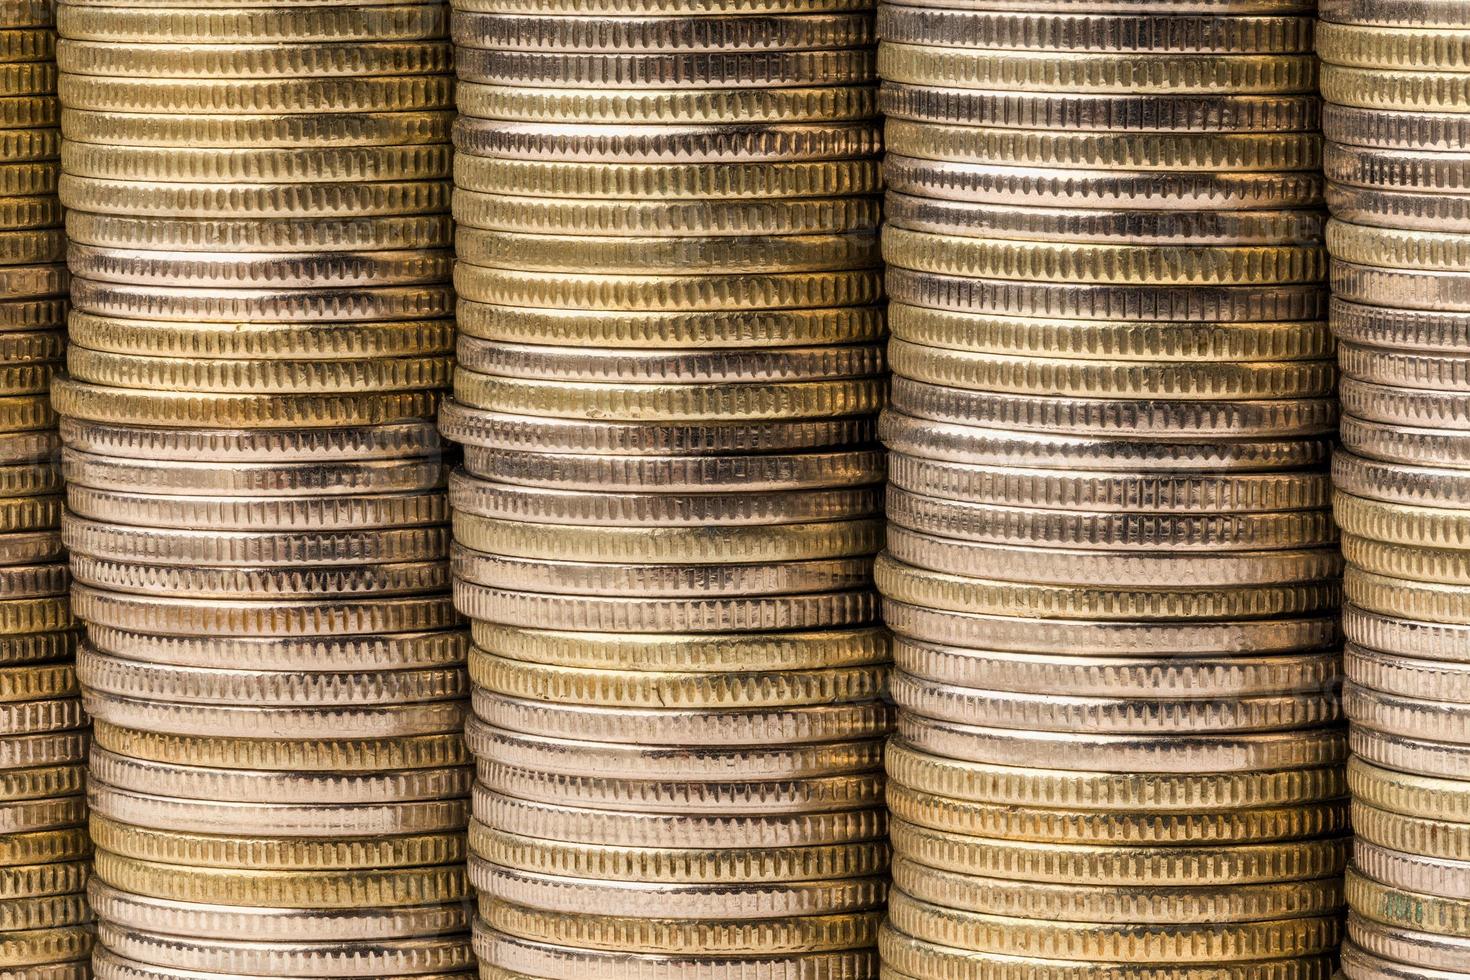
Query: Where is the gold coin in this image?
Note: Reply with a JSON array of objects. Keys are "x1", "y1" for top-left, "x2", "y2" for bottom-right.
[
  {"x1": 70, "y1": 211, "x2": 453, "y2": 252},
  {"x1": 1322, "y1": 63, "x2": 1470, "y2": 112},
  {"x1": 68, "y1": 278, "x2": 455, "y2": 323},
  {"x1": 65, "y1": 310, "x2": 453, "y2": 359},
  {"x1": 685, "y1": 302, "x2": 1325, "y2": 358},
  {"x1": 887, "y1": 740, "x2": 1346, "y2": 810},
  {"x1": 1339, "y1": 347, "x2": 1470, "y2": 392},
  {"x1": 57, "y1": 39, "x2": 452, "y2": 79},
  {"x1": 471, "y1": 650, "x2": 886, "y2": 709},
  {"x1": 454, "y1": 156, "x2": 880, "y2": 200},
  {"x1": 71, "y1": 585, "x2": 457, "y2": 638},
  {"x1": 882, "y1": 228, "x2": 1326, "y2": 286},
  {"x1": 886, "y1": 889, "x2": 1340, "y2": 962},
  {"x1": 471, "y1": 622, "x2": 889, "y2": 672},
  {"x1": 878, "y1": 45, "x2": 1316, "y2": 95},
  {"x1": 879, "y1": 923, "x2": 1334, "y2": 980},
  {"x1": 1346, "y1": 564, "x2": 1470, "y2": 625},
  {"x1": 59, "y1": 174, "x2": 450, "y2": 220},
  {"x1": 1351, "y1": 800, "x2": 1470, "y2": 862},
  {"x1": 454, "y1": 512, "x2": 881, "y2": 563},
  {"x1": 89, "y1": 815, "x2": 466, "y2": 870},
  {"x1": 876, "y1": 554, "x2": 1338, "y2": 621},
  {"x1": 456, "y1": 227, "x2": 878, "y2": 275},
  {"x1": 475, "y1": 925, "x2": 877, "y2": 979},
  {"x1": 93, "y1": 852, "x2": 469, "y2": 909},
  {"x1": 455, "y1": 0, "x2": 868, "y2": 12},
  {"x1": 0, "y1": 62, "x2": 54, "y2": 98},
  {"x1": 0, "y1": 860, "x2": 89, "y2": 901},
  {"x1": 59, "y1": 141, "x2": 451, "y2": 184},
  {"x1": 0, "y1": 196, "x2": 62, "y2": 231},
  {"x1": 888, "y1": 783, "x2": 1347, "y2": 845},
  {"x1": 1319, "y1": 21, "x2": 1470, "y2": 71},
  {"x1": 92, "y1": 721, "x2": 468, "y2": 772},
  {"x1": 875, "y1": 8, "x2": 1314, "y2": 54},
  {"x1": 1347, "y1": 868, "x2": 1470, "y2": 939},
  {"x1": 55, "y1": 4, "x2": 447, "y2": 43},
  {"x1": 485, "y1": 902, "x2": 879, "y2": 955},
  {"x1": 454, "y1": 116, "x2": 880, "y2": 164},
  {"x1": 457, "y1": 82, "x2": 876, "y2": 125},
  {"x1": 0, "y1": 762, "x2": 83, "y2": 802},
  {"x1": 457, "y1": 301, "x2": 884, "y2": 349},
  {"x1": 453, "y1": 193, "x2": 878, "y2": 238},
  {"x1": 1322, "y1": 0, "x2": 1470, "y2": 27},
  {"x1": 0, "y1": 596, "x2": 71, "y2": 635},
  {"x1": 51, "y1": 378, "x2": 439, "y2": 429},
  {"x1": 891, "y1": 670, "x2": 1338, "y2": 735},
  {"x1": 472, "y1": 828, "x2": 889, "y2": 883},
  {"x1": 888, "y1": 340, "x2": 1334, "y2": 397},
  {"x1": 1349, "y1": 756, "x2": 1470, "y2": 824},
  {"x1": 470, "y1": 798, "x2": 883, "y2": 850},
  {"x1": 1341, "y1": 534, "x2": 1470, "y2": 585},
  {"x1": 891, "y1": 856, "x2": 1344, "y2": 926},
  {"x1": 61, "y1": 108, "x2": 452, "y2": 148},
  {"x1": 67, "y1": 348, "x2": 450, "y2": 395},
  {"x1": 0, "y1": 828, "x2": 90, "y2": 868},
  {"x1": 451, "y1": 10, "x2": 873, "y2": 52},
  {"x1": 0, "y1": 27, "x2": 53, "y2": 62},
  {"x1": 890, "y1": 818, "x2": 1348, "y2": 885},
  {"x1": 882, "y1": 84, "x2": 1322, "y2": 135},
  {"x1": 456, "y1": 47, "x2": 874, "y2": 90},
  {"x1": 0, "y1": 495, "x2": 59, "y2": 533},
  {"x1": 454, "y1": 265, "x2": 882, "y2": 312},
  {"x1": 77, "y1": 646, "x2": 462, "y2": 707},
  {"x1": 1329, "y1": 219, "x2": 1470, "y2": 272},
  {"x1": 451, "y1": 372, "x2": 885, "y2": 422},
  {"x1": 884, "y1": 120, "x2": 1322, "y2": 171},
  {"x1": 0, "y1": 96, "x2": 54, "y2": 131},
  {"x1": 0, "y1": 663, "x2": 75, "y2": 703},
  {"x1": 58, "y1": 74, "x2": 453, "y2": 115},
  {"x1": 0, "y1": 924, "x2": 92, "y2": 969},
  {"x1": 0, "y1": 229, "x2": 62, "y2": 267},
  {"x1": 480, "y1": 760, "x2": 882, "y2": 814}
]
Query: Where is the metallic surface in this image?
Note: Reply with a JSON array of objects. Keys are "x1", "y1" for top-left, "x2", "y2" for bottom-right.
[{"x1": 873, "y1": 0, "x2": 1343, "y2": 976}]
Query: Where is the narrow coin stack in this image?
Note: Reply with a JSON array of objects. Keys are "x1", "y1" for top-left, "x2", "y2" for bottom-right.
[
  {"x1": 873, "y1": 2, "x2": 1352, "y2": 977},
  {"x1": 51, "y1": 1, "x2": 475, "y2": 977},
  {"x1": 1, "y1": 2, "x2": 93, "y2": 975},
  {"x1": 1319, "y1": 3, "x2": 1470, "y2": 977},
  {"x1": 442, "y1": 0, "x2": 894, "y2": 975}
]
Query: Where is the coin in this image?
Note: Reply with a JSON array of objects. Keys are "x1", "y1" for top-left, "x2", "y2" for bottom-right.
[
  {"x1": 875, "y1": 10, "x2": 1314, "y2": 54},
  {"x1": 86, "y1": 878, "x2": 469, "y2": 941},
  {"x1": 57, "y1": 40, "x2": 454, "y2": 79},
  {"x1": 892, "y1": 856, "x2": 1344, "y2": 925},
  {"x1": 485, "y1": 902, "x2": 880, "y2": 955},
  {"x1": 55, "y1": 4, "x2": 449, "y2": 43},
  {"x1": 475, "y1": 922, "x2": 877, "y2": 979},
  {"x1": 92, "y1": 852, "x2": 470, "y2": 908},
  {"x1": 474, "y1": 862, "x2": 887, "y2": 921},
  {"x1": 885, "y1": 890, "x2": 1340, "y2": 962},
  {"x1": 879, "y1": 924, "x2": 1334, "y2": 980},
  {"x1": 95, "y1": 921, "x2": 474, "y2": 977}
]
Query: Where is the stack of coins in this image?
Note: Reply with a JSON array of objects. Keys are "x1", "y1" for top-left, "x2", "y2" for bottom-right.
[
  {"x1": 1, "y1": 1, "x2": 93, "y2": 974},
  {"x1": 1319, "y1": 3, "x2": 1470, "y2": 977},
  {"x1": 442, "y1": 0, "x2": 894, "y2": 975},
  {"x1": 52, "y1": 1, "x2": 475, "y2": 977},
  {"x1": 873, "y1": 2, "x2": 1352, "y2": 977}
]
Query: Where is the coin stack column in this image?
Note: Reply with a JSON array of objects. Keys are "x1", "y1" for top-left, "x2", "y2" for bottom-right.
[
  {"x1": 1319, "y1": 3, "x2": 1470, "y2": 976},
  {"x1": 51, "y1": 1, "x2": 476, "y2": 978},
  {"x1": 871, "y1": 3, "x2": 1354, "y2": 977},
  {"x1": 0, "y1": 0, "x2": 93, "y2": 975},
  {"x1": 441, "y1": 1, "x2": 894, "y2": 976}
]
